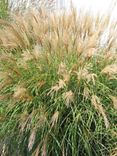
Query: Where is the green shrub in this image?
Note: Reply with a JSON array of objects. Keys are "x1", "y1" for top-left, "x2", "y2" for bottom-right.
[
  {"x1": 0, "y1": 0, "x2": 8, "y2": 19},
  {"x1": 0, "y1": 10, "x2": 117, "y2": 156}
]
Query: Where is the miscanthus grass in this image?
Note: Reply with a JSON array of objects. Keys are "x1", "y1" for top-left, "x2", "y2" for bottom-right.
[{"x1": 0, "y1": 9, "x2": 117, "y2": 156}]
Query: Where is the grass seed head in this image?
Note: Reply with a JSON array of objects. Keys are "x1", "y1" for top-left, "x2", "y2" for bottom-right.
[
  {"x1": 101, "y1": 64, "x2": 117, "y2": 76},
  {"x1": 91, "y1": 95, "x2": 109, "y2": 129},
  {"x1": 110, "y1": 96, "x2": 117, "y2": 110},
  {"x1": 13, "y1": 86, "x2": 32, "y2": 101},
  {"x1": 51, "y1": 111, "x2": 59, "y2": 127},
  {"x1": 63, "y1": 90, "x2": 74, "y2": 107}
]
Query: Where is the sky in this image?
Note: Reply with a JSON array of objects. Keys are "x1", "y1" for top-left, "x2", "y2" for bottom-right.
[
  {"x1": 9, "y1": 0, "x2": 117, "y2": 20},
  {"x1": 64, "y1": 0, "x2": 117, "y2": 20}
]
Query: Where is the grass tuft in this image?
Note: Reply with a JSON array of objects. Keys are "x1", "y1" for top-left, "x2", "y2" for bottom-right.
[{"x1": 0, "y1": 9, "x2": 117, "y2": 156}]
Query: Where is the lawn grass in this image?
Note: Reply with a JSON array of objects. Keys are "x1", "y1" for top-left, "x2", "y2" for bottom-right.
[{"x1": 0, "y1": 8, "x2": 117, "y2": 156}]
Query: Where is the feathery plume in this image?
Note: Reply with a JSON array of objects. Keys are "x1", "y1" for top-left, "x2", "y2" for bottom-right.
[
  {"x1": 63, "y1": 90, "x2": 74, "y2": 107},
  {"x1": 48, "y1": 79, "x2": 66, "y2": 95},
  {"x1": 91, "y1": 95, "x2": 109, "y2": 129},
  {"x1": 110, "y1": 96, "x2": 117, "y2": 110},
  {"x1": 101, "y1": 64, "x2": 117, "y2": 76},
  {"x1": 13, "y1": 86, "x2": 32, "y2": 101},
  {"x1": 51, "y1": 111, "x2": 59, "y2": 127},
  {"x1": 22, "y1": 50, "x2": 33, "y2": 62},
  {"x1": 83, "y1": 86, "x2": 90, "y2": 100}
]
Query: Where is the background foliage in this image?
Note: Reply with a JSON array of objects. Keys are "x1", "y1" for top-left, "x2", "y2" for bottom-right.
[{"x1": 0, "y1": 0, "x2": 8, "y2": 19}]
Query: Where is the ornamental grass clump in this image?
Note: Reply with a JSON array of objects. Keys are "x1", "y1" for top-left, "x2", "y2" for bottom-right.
[{"x1": 0, "y1": 9, "x2": 117, "y2": 156}]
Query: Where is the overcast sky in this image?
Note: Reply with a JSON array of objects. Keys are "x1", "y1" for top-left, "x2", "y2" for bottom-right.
[
  {"x1": 64, "y1": 0, "x2": 117, "y2": 20},
  {"x1": 9, "y1": 0, "x2": 117, "y2": 20}
]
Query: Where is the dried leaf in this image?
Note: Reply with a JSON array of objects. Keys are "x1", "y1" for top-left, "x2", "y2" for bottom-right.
[
  {"x1": 42, "y1": 138, "x2": 47, "y2": 156},
  {"x1": 28, "y1": 129, "x2": 36, "y2": 151}
]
